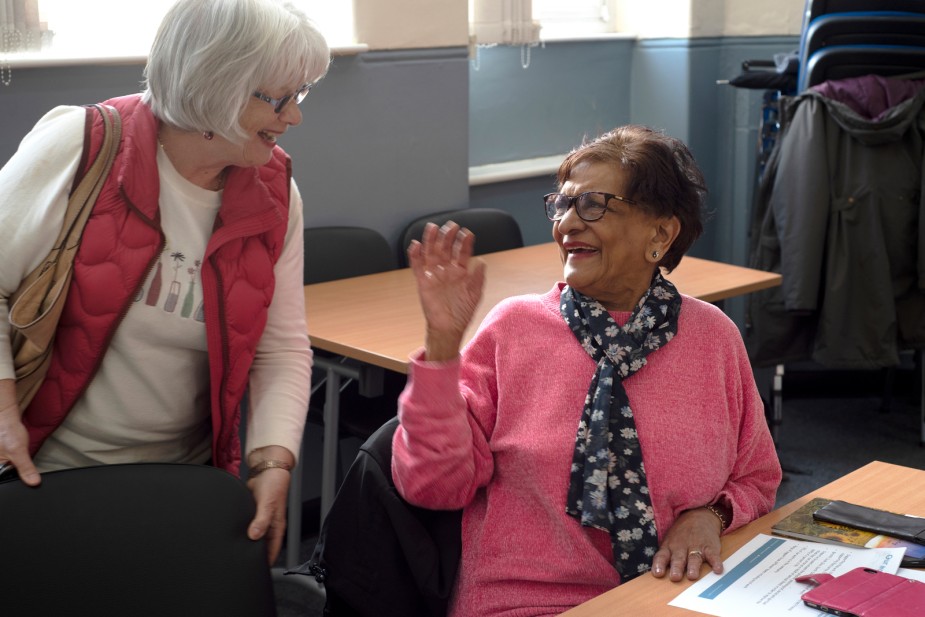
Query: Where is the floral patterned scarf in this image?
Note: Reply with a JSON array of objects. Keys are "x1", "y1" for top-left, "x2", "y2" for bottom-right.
[{"x1": 560, "y1": 272, "x2": 681, "y2": 582}]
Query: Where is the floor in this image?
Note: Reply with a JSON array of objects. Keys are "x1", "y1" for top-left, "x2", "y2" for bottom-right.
[
  {"x1": 769, "y1": 363, "x2": 924, "y2": 506},
  {"x1": 273, "y1": 363, "x2": 925, "y2": 616}
]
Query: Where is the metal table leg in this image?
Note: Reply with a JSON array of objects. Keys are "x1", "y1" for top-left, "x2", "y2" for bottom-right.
[
  {"x1": 320, "y1": 363, "x2": 342, "y2": 523},
  {"x1": 919, "y1": 350, "x2": 924, "y2": 446},
  {"x1": 283, "y1": 355, "x2": 365, "y2": 568},
  {"x1": 285, "y1": 449, "x2": 304, "y2": 570},
  {"x1": 771, "y1": 363, "x2": 784, "y2": 444}
]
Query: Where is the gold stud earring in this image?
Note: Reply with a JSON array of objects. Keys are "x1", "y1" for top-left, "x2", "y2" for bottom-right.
[{"x1": 652, "y1": 250, "x2": 660, "y2": 259}]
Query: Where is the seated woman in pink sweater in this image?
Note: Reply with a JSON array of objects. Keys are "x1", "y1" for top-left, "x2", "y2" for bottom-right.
[{"x1": 391, "y1": 125, "x2": 782, "y2": 617}]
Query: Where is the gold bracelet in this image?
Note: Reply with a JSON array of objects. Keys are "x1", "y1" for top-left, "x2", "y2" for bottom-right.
[
  {"x1": 704, "y1": 503, "x2": 730, "y2": 531},
  {"x1": 247, "y1": 459, "x2": 293, "y2": 480}
]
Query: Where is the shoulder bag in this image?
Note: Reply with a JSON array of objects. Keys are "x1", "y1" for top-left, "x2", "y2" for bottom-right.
[{"x1": 8, "y1": 103, "x2": 121, "y2": 410}]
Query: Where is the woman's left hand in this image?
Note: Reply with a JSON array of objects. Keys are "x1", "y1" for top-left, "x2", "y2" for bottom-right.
[
  {"x1": 650, "y1": 507, "x2": 724, "y2": 581},
  {"x1": 246, "y1": 447, "x2": 295, "y2": 564}
]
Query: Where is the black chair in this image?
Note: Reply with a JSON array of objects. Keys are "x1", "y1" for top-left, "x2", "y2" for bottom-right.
[
  {"x1": 303, "y1": 226, "x2": 397, "y2": 285},
  {"x1": 289, "y1": 417, "x2": 462, "y2": 617},
  {"x1": 796, "y1": 1, "x2": 925, "y2": 90},
  {"x1": 800, "y1": 0, "x2": 925, "y2": 33},
  {"x1": 0, "y1": 463, "x2": 277, "y2": 617},
  {"x1": 397, "y1": 207, "x2": 524, "y2": 267},
  {"x1": 803, "y1": 14, "x2": 925, "y2": 57},
  {"x1": 798, "y1": 14, "x2": 925, "y2": 90},
  {"x1": 303, "y1": 226, "x2": 405, "y2": 439},
  {"x1": 802, "y1": 45, "x2": 925, "y2": 90},
  {"x1": 301, "y1": 226, "x2": 407, "y2": 541}
]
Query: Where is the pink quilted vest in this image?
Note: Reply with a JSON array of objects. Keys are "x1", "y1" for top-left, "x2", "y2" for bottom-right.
[{"x1": 23, "y1": 94, "x2": 291, "y2": 475}]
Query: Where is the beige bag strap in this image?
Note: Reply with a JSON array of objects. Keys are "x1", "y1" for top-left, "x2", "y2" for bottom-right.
[
  {"x1": 56, "y1": 104, "x2": 122, "y2": 266},
  {"x1": 9, "y1": 103, "x2": 122, "y2": 409},
  {"x1": 8, "y1": 104, "x2": 121, "y2": 328}
]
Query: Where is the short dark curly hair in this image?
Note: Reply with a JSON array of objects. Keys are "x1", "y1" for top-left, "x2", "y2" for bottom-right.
[{"x1": 555, "y1": 125, "x2": 707, "y2": 272}]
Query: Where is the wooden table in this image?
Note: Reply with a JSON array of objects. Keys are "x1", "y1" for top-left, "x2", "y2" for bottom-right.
[
  {"x1": 560, "y1": 461, "x2": 925, "y2": 616},
  {"x1": 304, "y1": 242, "x2": 782, "y2": 374}
]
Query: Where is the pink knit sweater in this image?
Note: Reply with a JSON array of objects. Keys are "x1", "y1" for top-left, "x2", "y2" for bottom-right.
[{"x1": 392, "y1": 284, "x2": 781, "y2": 617}]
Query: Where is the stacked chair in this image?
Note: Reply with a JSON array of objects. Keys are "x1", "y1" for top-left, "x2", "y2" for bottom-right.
[
  {"x1": 796, "y1": 0, "x2": 925, "y2": 91},
  {"x1": 747, "y1": 0, "x2": 925, "y2": 448}
]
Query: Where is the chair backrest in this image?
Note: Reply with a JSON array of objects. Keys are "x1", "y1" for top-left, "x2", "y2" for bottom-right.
[
  {"x1": 801, "y1": 0, "x2": 925, "y2": 34},
  {"x1": 292, "y1": 417, "x2": 462, "y2": 617},
  {"x1": 398, "y1": 208, "x2": 524, "y2": 267},
  {"x1": 304, "y1": 226, "x2": 398, "y2": 285},
  {"x1": 798, "y1": 13, "x2": 925, "y2": 90},
  {"x1": 0, "y1": 463, "x2": 277, "y2": 617},
  {"x1": 802, "y1": 45, "x2": 925, "y2": 90}
]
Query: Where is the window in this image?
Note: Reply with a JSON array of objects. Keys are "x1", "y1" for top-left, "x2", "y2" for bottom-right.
[
  {"x1": 469, "y1": 0, "x2": 616, "y2": 47},
  {"x1": 469, "y1": 0, "x2": 540, "y2": 46},
  {"x1": 533, "y1": 0, "x2": 615, "y2": 38},
  {"x1": 5, "y1": 1, "x2": 353, "y2": 60}
]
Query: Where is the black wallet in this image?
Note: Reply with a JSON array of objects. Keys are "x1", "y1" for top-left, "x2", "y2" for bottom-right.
[{"x1": 814, "y1": 501, "x2": 925, "y2": 546}]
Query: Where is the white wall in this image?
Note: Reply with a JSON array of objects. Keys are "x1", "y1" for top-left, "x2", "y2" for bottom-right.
[
  {"x1": 616, "y1": 0, "x2": 804, "y2": 39},
  {"x1": 351, "y1": 0, "x2": 805, "y2": 49},
  {"x1": 353, "y1": 0, "x2": 468, "y2": 49}
]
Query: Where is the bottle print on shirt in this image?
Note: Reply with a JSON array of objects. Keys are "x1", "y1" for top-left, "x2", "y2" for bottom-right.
[
  {"x1": 181, "y1": 260, "x2": 201, "y2": 318},
  {"x1": 145, "y1": 260, "x2": 164, "y2": 306},
  {"x1": 136, "y1": 245, "x2": 205, "y2": 321},
  {"x1": 142, "y1": 246, "x2": 170, "y2": 305},
  {"x1": 164, "y1": 251, "x2": 185, "y2": 313}
]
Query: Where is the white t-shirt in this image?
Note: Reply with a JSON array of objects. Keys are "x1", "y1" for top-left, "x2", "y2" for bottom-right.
[{"x1": 0, "y1": 105, "x2": 313, "y2": 469}]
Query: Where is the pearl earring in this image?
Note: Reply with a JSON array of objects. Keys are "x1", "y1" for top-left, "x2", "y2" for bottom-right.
[{"x1": 203, "y1": 131, "x2": 214, "y2": 140}]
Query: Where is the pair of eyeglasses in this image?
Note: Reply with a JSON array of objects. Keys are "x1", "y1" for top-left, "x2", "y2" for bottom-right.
[
  {"x1": 252, "y1": 82, "x2": 313, "y2": 114},
  {"x1": 543, "y1": 191, "x2": 637, "y2": 222}
]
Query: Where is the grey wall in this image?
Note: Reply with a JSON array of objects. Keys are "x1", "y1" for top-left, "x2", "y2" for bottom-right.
[
  {"x1": 0, "y1": 36, "x2": 798, "y2": 264},
  {"x1": 468, "y1": 36, "x2": 799, "y2": 269},
  {"x1": 0, "y1": 48, "x2": 470, "y2": 258},
  {"x1": 0, "y1": 63, "x2": 148, "y2": 161},
  {"x1": 468, "y1": 39, "x2": 635, "y2": 245},
  {"x1": 469, "y1": 39, "x2": 635, "y2": 165},
  {"x1": 0, "y1": 34, "x2": 799, "y2": 504},
  {"x1": 296, "y1": 48, "x2": 470, "y2": 249}
]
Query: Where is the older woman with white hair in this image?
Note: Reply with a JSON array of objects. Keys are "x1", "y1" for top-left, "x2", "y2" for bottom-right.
[{"x1": 0, "y1": 0, "x2": 329, "y2": 562}]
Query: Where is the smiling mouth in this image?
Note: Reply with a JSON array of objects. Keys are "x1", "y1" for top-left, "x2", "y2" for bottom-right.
[
  {"x1": 258, "y1": 130, "x2": 278, "y2": 144},
  {"x1": 567, "y1": 247, "x2": 597, "y2": 255}
]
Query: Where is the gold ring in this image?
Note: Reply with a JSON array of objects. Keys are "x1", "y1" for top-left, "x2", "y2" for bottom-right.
[{"x1": 688, "y1": 549, "x2": 703, "y2": 558}]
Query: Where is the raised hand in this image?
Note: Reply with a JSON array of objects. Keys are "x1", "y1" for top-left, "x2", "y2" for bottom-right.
[{"x1": 407, "y1": 222, "x2": 486, "y2": 362}]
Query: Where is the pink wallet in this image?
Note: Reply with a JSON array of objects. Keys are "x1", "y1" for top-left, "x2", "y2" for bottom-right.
[{"x1": 796, "y1": 567, "x2": 925, "y2": 616}]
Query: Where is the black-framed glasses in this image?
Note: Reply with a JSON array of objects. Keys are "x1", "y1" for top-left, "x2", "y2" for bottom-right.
[
  {"x1": 252, "y1": 82, "x2": 313, "y2": 114},
  {"x1": 543, "y1": 191, "x2": 637, "y2": 222}
]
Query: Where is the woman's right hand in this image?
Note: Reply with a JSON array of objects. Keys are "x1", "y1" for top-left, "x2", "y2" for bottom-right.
[
  {"x1": 0, "y1": 379, "x2": 41, "y2": 486},
  {"x1": 407, "y1": 222, "x2": 486, "y2": 362}
]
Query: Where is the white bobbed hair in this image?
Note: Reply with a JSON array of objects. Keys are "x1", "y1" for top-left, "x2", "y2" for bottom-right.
[{"x1": 142, "y1": 0, "x2": 330, "y2": 142}]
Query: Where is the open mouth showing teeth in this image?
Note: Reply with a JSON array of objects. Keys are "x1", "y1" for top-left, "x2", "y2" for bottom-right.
[
  {"x1": 568, "y1": 247, "x2": 596, "y2": 254},
  {"x1": 258, "y1": 131, "x2": 277, "y2": 143}
]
